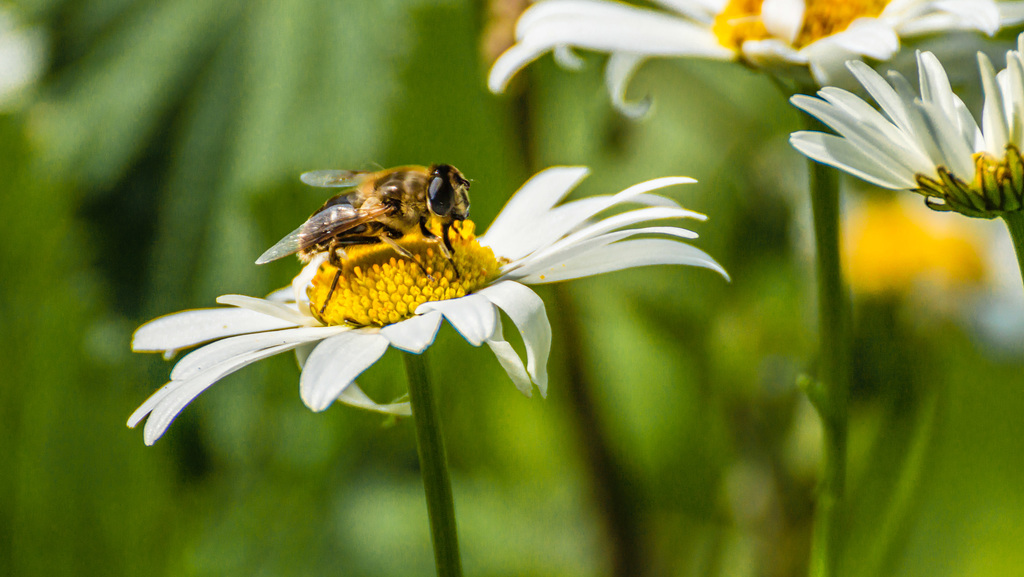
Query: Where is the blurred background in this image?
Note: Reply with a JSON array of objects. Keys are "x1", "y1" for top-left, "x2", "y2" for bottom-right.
[{"x1": 2, "y1": 1, "x2": 1024, "y2": 576}]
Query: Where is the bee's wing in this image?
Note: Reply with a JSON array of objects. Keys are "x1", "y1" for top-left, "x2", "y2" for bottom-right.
[
  {"x1": 300, "y1": 170, "x2": 367, "y2": 188},
  {"x1": 255, "y1": 202, "x2": 392, "y2": 264}
]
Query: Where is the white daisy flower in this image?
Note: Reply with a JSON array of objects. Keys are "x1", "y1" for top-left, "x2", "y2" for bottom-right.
[
  {"x1": 790, "y1": 34, "x2": 1024, "y2": 219},
  {"x1": 488, "y1": 0, "x2": 1024, "y2": 116},
  {"x1": 130, "y1": 166, "x2": 727, "y2": 445}
]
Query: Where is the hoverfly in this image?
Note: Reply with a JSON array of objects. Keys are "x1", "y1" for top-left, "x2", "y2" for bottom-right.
[{"x1": 257, "y1": 164, "x2": 471, "y2": 313}]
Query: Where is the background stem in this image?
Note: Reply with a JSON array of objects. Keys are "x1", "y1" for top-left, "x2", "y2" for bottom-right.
[
  {"x1": 1002, "y1": 211, "x2": 1024, "y2": 291},
  {"x1": 404, "y1": 352, "x2": 463, "y2": 577},
  {"x1": 552, "y1": 285, "x2": 646, "y2": 577},
  {"x1": 805, "y1": 151, "x2": 852, "y2": 577}
]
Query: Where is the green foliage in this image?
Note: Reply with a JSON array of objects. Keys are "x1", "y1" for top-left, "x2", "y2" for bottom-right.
[{"x1": 2, "y1": 1, "x2": 1024, "y2": 576}]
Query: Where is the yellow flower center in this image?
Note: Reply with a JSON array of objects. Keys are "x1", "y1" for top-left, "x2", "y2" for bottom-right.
[
  {"x1": 914, "y1": 145, "x2": 1024, "y2": 218},
  {"x1": 712, "y1": 0, "x2": 889, "y2": 50},
  {"x1": 307, "y1": 220, "x2": 503, "y2": 327}
]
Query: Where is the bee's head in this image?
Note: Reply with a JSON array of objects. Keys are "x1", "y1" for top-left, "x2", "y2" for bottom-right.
[{"x1": 427, "y1": 164, "x2": 471, "y2": 221}]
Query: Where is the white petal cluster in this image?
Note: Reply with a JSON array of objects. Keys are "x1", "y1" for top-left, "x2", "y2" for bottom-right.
[
  {"x1": 488, "y1": 0, "x2": 1024, "y2": 116},
  {"x1": 130, "y1": 167, "x2": 726, "y2": 445},
  {"x1": 791, "y1": 35, "x2": 1024, "y2": 193}
]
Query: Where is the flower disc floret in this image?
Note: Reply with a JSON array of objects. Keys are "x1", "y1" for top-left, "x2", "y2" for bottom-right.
[
  {"x1": 914, "y1": 146, "x2": 1024, "y2": 218},
  {"x1": 713, "y1": 0, "x2": 889, "y2": 50},
  {"x1": 308, "y1": 220, "x2": 503, "y2": 327}
]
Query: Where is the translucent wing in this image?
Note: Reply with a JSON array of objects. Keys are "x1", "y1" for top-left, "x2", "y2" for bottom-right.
[
  {"x1": 300, "y1": 170, "x2": 367, "y2": 188},
  {"x1": 255, "y1": 202, "x2": 392, "y2": 264}
]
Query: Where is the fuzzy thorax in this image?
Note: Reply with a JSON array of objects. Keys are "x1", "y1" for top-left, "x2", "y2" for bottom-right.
[{"x1": 307, "y1": 220, "x2": 502, "y2": 327}]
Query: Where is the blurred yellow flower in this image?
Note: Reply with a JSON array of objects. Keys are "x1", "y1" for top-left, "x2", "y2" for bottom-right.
[{"x1": 844, "y1": 197, "x2": 986, "y2": 295}]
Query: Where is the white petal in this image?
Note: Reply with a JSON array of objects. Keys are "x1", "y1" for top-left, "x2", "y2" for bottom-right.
[
  {"x1": 789, "y1": 131, "x2": 918, "y2": 189},
  {"x1": 482, "y1": 166, "x2": 589, "y2": 257},
  {"x1": 895, "y1": 1, "x2": 999, "y2": 36},
  {"x1": 485, "y1": 321, "x2": 534, "y2": 397},
  {"x1": 478, "y1": 281, "x2": 552, "y2": 397},
  {"x1": 606, "y1": 53, "x2": 651, "y2": 118},
  {"x1": 508, "y1": 225, "x2": 704, "y2": 280},
  {"x1": 628, "y1": 193, "x2": 683, "y2": 208},
  {"x1": 1003, "y1": 52, "x2": 1024, "y2": 146},
  {"x1": 761, "y1": 0, "x2": 805, "y2": 45},
  {"x1": 292, "y1": 253, "x2": 326, "y2": 307},
  {"x1": 886, "y1": 70, "x2": 952, "y2": 169},
  {"x1": 337, "y1": 383, "x2": 411, "y2": 416},
  {"x1": 814, "y1": 18, "x2": 899, "y2": 60},
  {"x1": 492, "y1": 176, "x2": 697, "y2": 263},
  {"x1": 953, "y1": 96, "x2": 983, "y2": 152},
  {"x1": 846, "y1": 60, "x2": 913, "y2": 133},
  {"x1": 512, "y1": 0, "x2": 653, "y2": 40},
  {"x1": 916, "y1": 98, "x2": 976, "y2": 179},
  {"x1": 416, "y1": 294, "x2": 498, "y2": 347},
  {"x1": 488, "y1": 1, "x2": 732, "y2": 93},
  {"x1": 516, "y1": 206, "x2": 704, "y2": 274},
  {"x1": 265, "y1": 286, "x2": 294, "y2": 302},
  {"x1": 294, "y1": 342, "x2": 315, "y2": 369},
  {"x1": 553, "y1": 45, "x2": 585, "y2": 69},
  {"x1": 381, "y1": 311, "x2": 443, "y2": 354},
  {"x1": 979, "y1": 52, "x2": 1010, "y2": 153},
  {"x1": 300, "y1": 331, "x2": 390, "y2": 412},
  {"x1": 739, "y1": 38, "x2": 806, "y2": 70},
  {"x1": 552, "y1": 206, "x2": 702, "y2": 248},
  {"x1": 1000, "y1": 2, "x2": 1024, "y2": 27},
  {"x1": 132, "y1": 342, "x2": 296, "y2": 445},
  {"x1": 649, "y1": 0, "x2": 721, "y2": 23},
  {"x1": 132, "y1": 308, "x2": 297, "y2": 353},
  {"x1": 516, "y1": 238, "x2": 728, "y2": 283},
  {"x1": 808, "y1": 88, "x2": 934, "y2": 173},
  {"x1": 216, "y1": 294, "x2": 316, "y2": 326},
  {"x1": 917, "y1": 51, "x2": 957, "y2": 121},
  {"x1": 170, "y1": 326, "x2": 347, "y2": 380},
  {"x1": 791, "y1": 93, "x2": 933, "y2": 177}
]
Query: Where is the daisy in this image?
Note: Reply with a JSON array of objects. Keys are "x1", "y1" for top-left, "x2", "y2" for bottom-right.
[
  {"x1": 129, "y1": 166, "x2": 727, "y2": 445},
  {"x1": 488, "y1": 0, "x2": 1024, "y2": 116},
  {"x1": 791, "y1": 37, "x2": 1024, "y2": 220}
]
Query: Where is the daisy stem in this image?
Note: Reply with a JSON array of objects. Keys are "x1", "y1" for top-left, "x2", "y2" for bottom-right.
[
  {"x1": 404, "y1": 352, "x2": 463, "y2": 577},
  {"x1": 1001, "y1": 211, "x2": 1024, "y2": 292},
  {"x1": 804, "y1": 148, "x2": 852, "y2": 577}
]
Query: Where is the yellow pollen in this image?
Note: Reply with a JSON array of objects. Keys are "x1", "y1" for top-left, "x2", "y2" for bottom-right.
[
  {"x1": 913, "y1": 145, "x2": 1024, "y2": 218},
  {"x1": 712, "y1": 0, "x2": 889, "y2": 50},
  {"x1": 307, "y1": 220, "x2": 503, "y2": 327}
]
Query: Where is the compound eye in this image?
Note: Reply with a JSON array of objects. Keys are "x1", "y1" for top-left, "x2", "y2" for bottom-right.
[{"x1": 427, "y1": 174, "x2": 453, "y2": 217}]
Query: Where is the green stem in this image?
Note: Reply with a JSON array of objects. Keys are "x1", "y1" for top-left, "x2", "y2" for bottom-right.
[
  {"x1": 804, "y1": 141, "x2": 852, "y2": 577},
  {"x1": 1002, "y1": 211, "x2": 1024, "y2": 292},
  {"x1": 404, "y1": 352, "x2": 463, "y2": 577}
]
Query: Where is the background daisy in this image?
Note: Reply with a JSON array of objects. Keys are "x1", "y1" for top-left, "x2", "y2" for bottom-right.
[{"x1": 489, "y1": 0, "x2": 1024, "y2": 115}]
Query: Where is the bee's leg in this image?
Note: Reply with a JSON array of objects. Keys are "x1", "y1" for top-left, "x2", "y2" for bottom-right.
[
  {"x1": 418, "y1": 220, "x2": 458, "y2": 278},
  {"x1": 379, "y1": 228, "x2": 434, "y2": 281},
  {"x1": 440, "y1": 222, "x2": 460, "y2": 279},
  {"x1": 419, "y1": 220, "x2": 439, "y2": 241},
  {"x1": 380, "y1": 235, "x2": 418, "y2": 261},
  {"x1": 321, "y1": 269, "x2": 342, "y2": 316},
  {"x1": 320, "y1": 247, "x2": 346, "y2": 316}
]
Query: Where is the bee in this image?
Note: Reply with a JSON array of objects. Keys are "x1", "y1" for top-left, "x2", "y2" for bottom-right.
[{"x1": 256, "y1": 164, "x2": 471, "y2": 313}]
